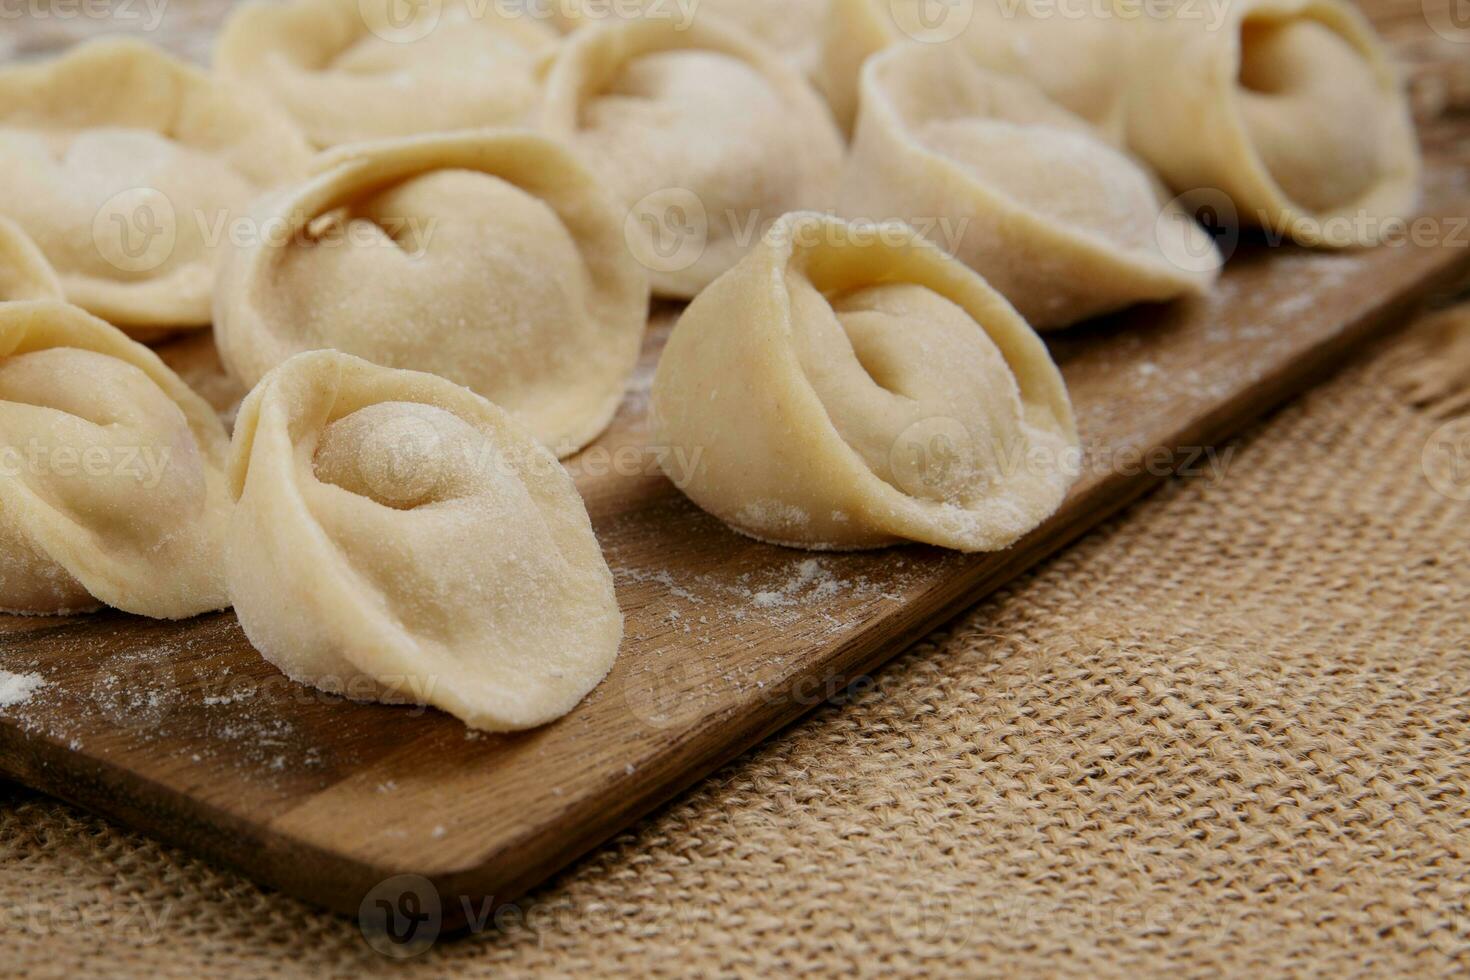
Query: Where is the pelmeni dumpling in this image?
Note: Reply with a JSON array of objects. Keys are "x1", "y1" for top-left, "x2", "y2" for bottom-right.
[
  {"x1": 652, "y1": 212, "x2": 1079, "y2": 552},
  {"x1": 818, "y1": 0, "x2": 1136, "y2": 138},
  {"x1": 227, "y1": 350, "x2": 624, "y2": 731},
  {"x1": 841, "y1": 45, "x2": 1220, "y2": 330},
  {"x1": 216, "y1": 0, "x2": 559, "y2": 148},
  {"x1": 541, "y1": 16, "x2": 845, "y2": 298},
  {"x1": 1127, "y1": 0, "x2": 1419, "y2": 246},
  {"x1": 213, "y1": 131, "x2": 649, "y2": 457},
  {"x1": 0, "y1": 301, "x2": 231, "y2": 617},
  {"x1": 0, "y1": 39, "x2": 311, "y2": 334},
  {"x1": 0, "y1": 219, "x2": 63, "y2": 304}
]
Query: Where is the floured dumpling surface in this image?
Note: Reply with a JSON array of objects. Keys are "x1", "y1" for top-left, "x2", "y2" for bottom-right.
[
  {"x1": 0, "y1": 39, "x2": 311, "y2": 333},
  {"x1": 0, "y1": 301, "x2": 231, "y2": 617},
  {"x1": 842, "y1": 45, "x2": 1220, "y2": 329},
  {"x1": 1127, "y1": 0, "x2": 1419, "y2": 245},
  {"x1": 0, "y1": 219, "x2": 63, "y2": 304},
  {"x1": 227, "y1": 350, "x2": 624, "y2": 731},
  {"x1": 216, "y1": 0, "x2": 559, "y2": 147},
  {"x1": 651, "y1": 212, "x2": 1079, "y2": 552},
  {"x1": 541, "y1": 16, "x2": 844, "y2": 298},
  {"x1": 213, "y1": 131, "x2": 649, "y2": 457}
]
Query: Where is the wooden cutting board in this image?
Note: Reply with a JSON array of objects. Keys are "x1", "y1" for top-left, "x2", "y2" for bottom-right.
[{"x1": 1, "y1": 159, "x2": 1467, "y2": 927}]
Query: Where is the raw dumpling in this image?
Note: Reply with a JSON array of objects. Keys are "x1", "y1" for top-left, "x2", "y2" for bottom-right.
[
  {"x1": 0, "y1": 301, "x2": 231, "y2": 617},
  {"x1": 227, "y1": 350, "x2": 624, "y2": 731},
  {"x1": 213, "y1": 131, "x2": 649, "y2": 457},
  {"x1": 841, "y1": 44, "x2": 1220, "y2": 330},
  {"x1": 555, "y1": 0, "x2": 828, "y2": 78},
  {"x1": 216, "y1": 0, "x2": 559, "y2": 147},
  {"x1": 1127, "y1": 0, "x2": 1419, "y2": 246},
  {"x1": 651, "y1": 212, "x2": 1079, "y2": 552},
  {"x1": 818, "y1": 0, "x2": 1135, "y2": 138},
  {"x1": 540, "y1": 16, "x2": 844, "y2": 298},
  {"x1": 0, "y1": 219, "x2": 63, "y2": 304},
  {"x1": 0, "y1": 39, "x2": 312, "y2": 334}
]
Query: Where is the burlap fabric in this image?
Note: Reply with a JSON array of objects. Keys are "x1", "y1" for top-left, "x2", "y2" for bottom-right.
[{"x1": 4, "y1": 297, "x2": 1468, "y2": 974}]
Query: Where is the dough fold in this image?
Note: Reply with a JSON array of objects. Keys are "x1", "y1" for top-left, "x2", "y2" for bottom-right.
[
  {"x1": 216, "y1": 0, "x2": 559, "y2": 147},
  {"x1": 0, "y1": 219, "x2": 64, "y2": 304},
  {"x1": 1126, "y1": 0, "x2": 1419, "y2": 246},
  {"x1": 540, "y1": 15, "x2": 844, "y2": 298},
  {"x1": 651, "y1": 212, "x2": 1079, "y2": 552},
  {"x1": 0, "y1": 300, "x2": 231, "y2": 617},
  {"x1": 841, "y1": 44, "x2": 1220, "y2": 330},
  {"x1": 0, "y1": 39, "x2": 311, "y2": 333},
  {"x1": 227, "y1": 350, "x2": 624, "y2": 731},
  {"x1": 213, "y1": 130, "x2": 649, "y2": 458}
]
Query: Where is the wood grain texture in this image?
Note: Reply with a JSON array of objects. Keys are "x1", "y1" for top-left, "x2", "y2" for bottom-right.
[{"x1": 2, "y1": 155, "x2": 1466, "y2": 921}]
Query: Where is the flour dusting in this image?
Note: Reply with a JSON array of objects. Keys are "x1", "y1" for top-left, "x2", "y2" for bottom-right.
[{"x1": 0, "y1": 670, "x2": 45, "y2": 708}]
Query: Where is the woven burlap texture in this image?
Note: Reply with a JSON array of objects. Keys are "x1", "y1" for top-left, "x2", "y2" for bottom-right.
[{"x1": 3, "y1": 307, "x2": 1468, "y2": 976}]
